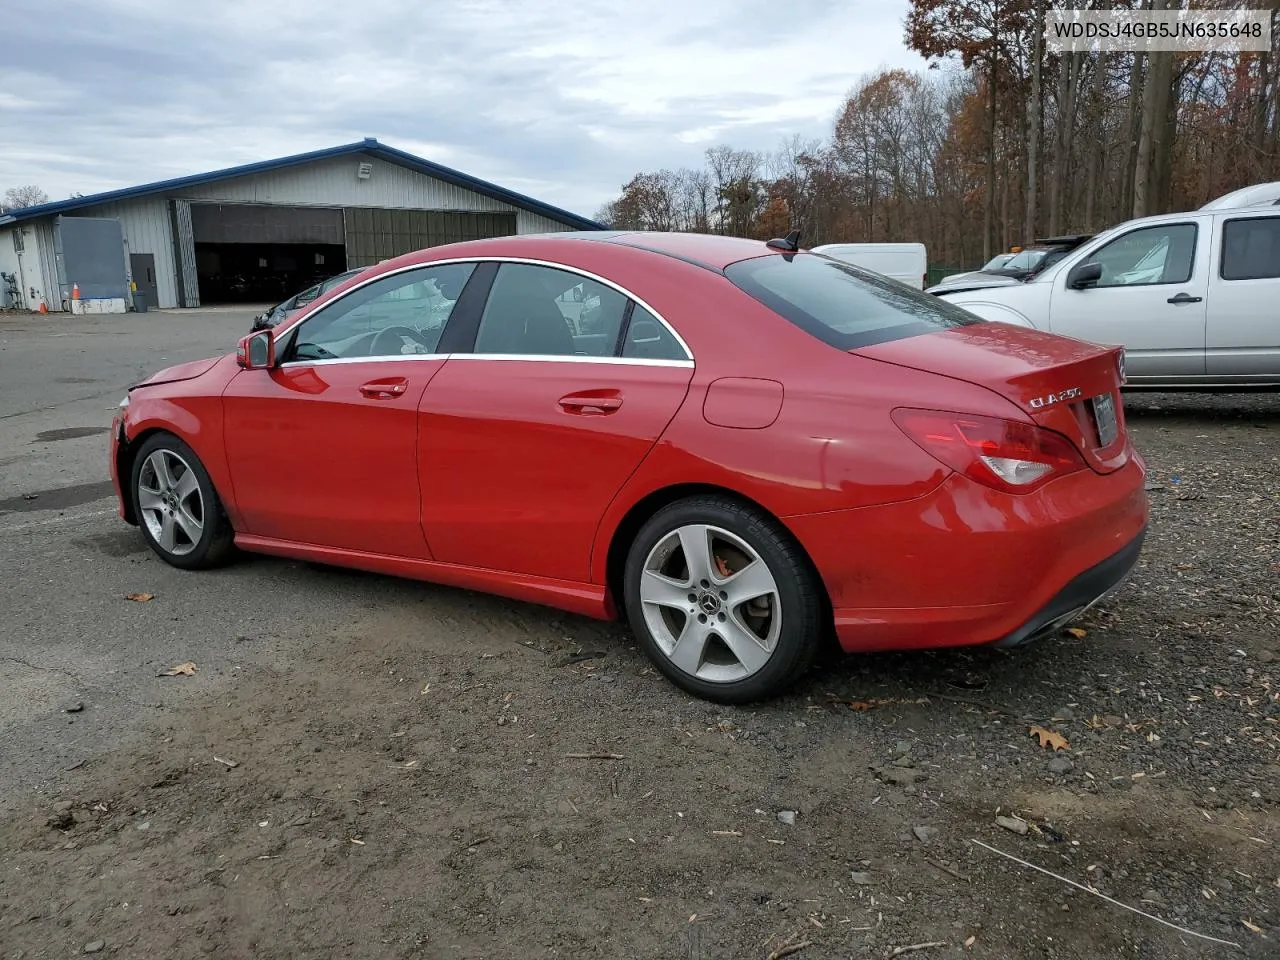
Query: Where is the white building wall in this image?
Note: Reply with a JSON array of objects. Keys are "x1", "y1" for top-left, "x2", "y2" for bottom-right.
[
  {"x1": 516, "y1": 211, "x2": 576, "y2": 234},
  {"x1": 174, "y1": 154, "x2": 519, "y2": 213},
  {"x1": 77, "y1": 197, "x2": 178, "y2": 308},
  {"x1": 10, "y1": 154, "x2": 589, "y2": 310}
]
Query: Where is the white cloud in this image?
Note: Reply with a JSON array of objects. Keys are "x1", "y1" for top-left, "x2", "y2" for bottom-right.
[{"x1": 0, "y1": 0, "x2": 927, "y2": 216}]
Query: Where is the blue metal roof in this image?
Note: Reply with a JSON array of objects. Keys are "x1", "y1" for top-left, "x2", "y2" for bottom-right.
[{"x1": 0, "y1": 137, "x2": 605, "y2": 230}]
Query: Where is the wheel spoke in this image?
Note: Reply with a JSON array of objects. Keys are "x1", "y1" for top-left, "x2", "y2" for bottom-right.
[
  {"x1": 137, "y1": 487, "x2": 164, "y2": 512},
  {"x1": 640, "y1": 569, "x2": 692, "y2": 610},
  {"x1": 718, "y1": 615, "x2": 773, "y2": 674},
  {"x1": 174, "y1": 468, "x2": 199, "y2": 502},
  {"x1": 152, "y1": 452, "x2": 178, "y2": 492},
  {"x1": 676, "y1": 524, "x2": 714, "y2": 583},
  {"x1": 158, "y1": 511, "x2": 178, "y2": 551},
  {"x1": 173, "y1": 505, "x2": 203, "y2": 544},
  {"x1": 721, "y1": 558, "x2": 778, "y2": 607},
  {"x1": 668, "y1": 618, "x2": 711, "y2": 674}
]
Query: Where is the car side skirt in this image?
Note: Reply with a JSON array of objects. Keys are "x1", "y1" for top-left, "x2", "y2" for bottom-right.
[{"x1": 234, "y1": 535, "x2": 615, "y2": 621}]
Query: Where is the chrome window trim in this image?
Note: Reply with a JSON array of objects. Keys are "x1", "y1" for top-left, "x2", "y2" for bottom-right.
[
  {"x1": 278, "y1": 353, "x2": 694, "y2": 370},
  {"x1": 273, "y1": 255, "x2": 695, "y2": 363}
]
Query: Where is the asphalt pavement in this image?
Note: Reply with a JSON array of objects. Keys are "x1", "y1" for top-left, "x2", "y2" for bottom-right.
[{"x1": 0, "y1": 305, "x2": 363, "y2": 815}]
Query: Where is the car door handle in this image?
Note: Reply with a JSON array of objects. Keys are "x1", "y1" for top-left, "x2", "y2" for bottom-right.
[
  {"x1": 360, "y1": 377, "x2": 409, "y2": 398},
  {"x1": 1167, "y1": 292, "x2": 1203, "y2": 304},
  {"x1": 558, "y1": 392, "x2": 622, "y2": 414}
]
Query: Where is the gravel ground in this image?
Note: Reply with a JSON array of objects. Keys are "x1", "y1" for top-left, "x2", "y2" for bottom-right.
[{"x1": 0, "y1": 320, "x2": 1277, "y2": 960}]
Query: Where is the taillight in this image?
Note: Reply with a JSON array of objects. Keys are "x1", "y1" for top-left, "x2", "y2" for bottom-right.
[{"x1": 891, "y1": 408, "x2": 1087, "y2": 494}]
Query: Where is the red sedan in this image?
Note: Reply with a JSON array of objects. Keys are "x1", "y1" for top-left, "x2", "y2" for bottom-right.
[{"x1": 109, "y1": 231, "x2": 1148, "y2": 703}]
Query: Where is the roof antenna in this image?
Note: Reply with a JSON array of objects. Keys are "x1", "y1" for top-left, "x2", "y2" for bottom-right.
[{"x1": 766, "y1": 229, "x2": 801, "y2": 252}]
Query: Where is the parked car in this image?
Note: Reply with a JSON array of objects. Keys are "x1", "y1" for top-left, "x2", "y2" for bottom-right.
[
  {"x1": 939, "y1": 253, "x2": 1016, "y2": 285},
  {"x1": 932, "y1": 201, "x2": 1280, "y2": 389},
  {"x1": 110, "y1": 230, "x2": 1147, "y2": 703},
  {"x1": 926, "y1": 236, "x2": 1093, "y2": 295},
  {"x1": 251, "y1": 267, "x2": 366, "y2": 331},
  {"x1": 809, "y1": 242, "x2": 928, "y2": 289}
]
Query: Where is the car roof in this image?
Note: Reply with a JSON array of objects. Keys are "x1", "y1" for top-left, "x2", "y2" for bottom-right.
[{"x1": 426, "y1": 230, "x2": 786, "y2": 273}]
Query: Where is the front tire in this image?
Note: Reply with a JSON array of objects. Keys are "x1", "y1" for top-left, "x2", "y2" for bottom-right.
[
  {"x1": 622, "y1": 495, "x2": 824, "y2": 704},
  {"x1": 130, "y1": 433, "x2": 236, "y2": 570}
]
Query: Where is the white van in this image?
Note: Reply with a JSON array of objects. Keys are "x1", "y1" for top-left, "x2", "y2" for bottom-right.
[{"x1": 810, "y1": 242, "x2": 928, "y2": 290}]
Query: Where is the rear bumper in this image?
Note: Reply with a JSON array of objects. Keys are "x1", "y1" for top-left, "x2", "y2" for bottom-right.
[
  {"x1": 988, "y1": 525, "x2": 1144, "y2": 648},
  {"x1": 784, "y1": 449, "x2": 1149, "y2": 654}
]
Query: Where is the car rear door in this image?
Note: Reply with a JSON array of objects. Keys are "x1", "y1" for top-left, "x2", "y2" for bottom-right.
[
  {"x1": 1207, "y1": 213, "x2": 1280, "y2": 381},
  {"x1": 417, "y1": 261, "x2": 695, "y2": 584},
  {"x1": 1045, "y1": 218, "x2": 1211, "y2": 382},
  {"x1": 221, "y1": 260, "x2": 485, "y2": 559}
]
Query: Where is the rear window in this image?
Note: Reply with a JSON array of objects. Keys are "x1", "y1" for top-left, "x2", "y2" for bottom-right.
[{"x1": 724, "y1": 252, "x2": 981, "y2": 350}]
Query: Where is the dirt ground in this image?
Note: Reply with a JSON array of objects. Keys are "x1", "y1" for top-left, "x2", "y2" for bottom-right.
[{"x1": 2, "y1": 391, "x2": 1278, "y2": 960}]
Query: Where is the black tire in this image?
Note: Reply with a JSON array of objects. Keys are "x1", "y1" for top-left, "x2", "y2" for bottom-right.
[
  {"x1": 622, "y1": 495, "x2": 825, "y2": 704},
  {"x1": 130, "y1": 432, "x2": 237, "y2": 570}
]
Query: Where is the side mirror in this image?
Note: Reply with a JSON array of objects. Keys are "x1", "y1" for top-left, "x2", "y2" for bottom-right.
[
  {"x1": 236, "y1": 329, "x2": 276, "y2": 370},
  {"x1": 1067, "y1": 262, "x2": 1103, "y2": 289}
]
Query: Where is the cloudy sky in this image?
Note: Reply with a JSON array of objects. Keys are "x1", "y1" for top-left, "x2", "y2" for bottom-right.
[{"x1": 2, "y1": 0, "x2": 928, "y2": 219}]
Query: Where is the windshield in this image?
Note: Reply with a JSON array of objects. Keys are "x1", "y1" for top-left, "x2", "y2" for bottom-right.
[
  {"x1": 998, "y1": 249, "x2": 1049, "y2": 271},
  {"x1": 725, "y1": 252, "x2": 982, "y2": 350},
  {"x1": 982, "y1": 254, "x2": 1013, "y2": 270}
]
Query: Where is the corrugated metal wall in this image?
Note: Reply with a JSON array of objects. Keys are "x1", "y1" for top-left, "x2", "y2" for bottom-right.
[
  {"x1": 52, "y1": 153, "x2": 581, "y2": 309},
  {"x1": 343, "y1": 209, "x2": 518, "y2": 267},
  {"x1": 516, "y1": 210, "x2": 576, "y2": 234},
  {"x1": 34, "y1": 221, "x2": 61, "y2": 310},
  {"x1": 175, "y1": 155, "x2": 521, "y2": 213},
  {"x1": 77, "y1": 196, "x2": 178, "y2": 309}
]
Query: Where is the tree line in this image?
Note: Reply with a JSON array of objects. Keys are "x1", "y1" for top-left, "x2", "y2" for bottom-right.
[{"x1": 595, "y1": 0, "x2": 1280, "y2": 270}]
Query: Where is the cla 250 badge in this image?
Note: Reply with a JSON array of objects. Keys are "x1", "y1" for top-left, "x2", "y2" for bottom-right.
[{"x1": 1028, "y1": 387, "x2": 1082, "y2": 409}]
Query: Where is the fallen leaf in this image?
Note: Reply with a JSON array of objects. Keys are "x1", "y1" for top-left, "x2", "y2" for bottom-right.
[
  {"x1": 847, "y1": 700, "x2": 876, "y2": 711},
  {"x1": 1030, "y1": 725, "x2": 1070, "y2": 751},
  {"x1": 125, "y1": 593, "x2": 154, "y2": 602},
  {"x1": 159, "y1": 662, "x2": 197, "y2": 677},
  {"x1": 964, "y1": 935, "x2": 977, "y2": 948},
  {"x1": 350, "y1": 838, "x2": 365, "y2": 845},
  {"x1": 1065, "y1": 627, "x2": 1087, "y2": 638},
  {"x1": 1241, "y1": 919, "x2": 1264, "y2": 934}
]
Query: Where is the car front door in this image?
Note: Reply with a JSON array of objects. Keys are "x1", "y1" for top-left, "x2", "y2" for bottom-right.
[
  {"x1": 418, "y1": 261, "x2": 695, "y2": 583},
  {"x1": 221, "y1": 260, "x2": 483, "y2": 558},
  {"x1": 1046, "y1": 219, "x2": 1210, "y2": 382},
  {"x1": 1208, "y1": 214, "x2": 1280, "y2": 381}
]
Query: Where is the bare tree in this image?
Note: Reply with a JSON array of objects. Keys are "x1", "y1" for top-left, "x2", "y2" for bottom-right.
[{"x1": 1, "y1": 185, "x2": 49, "y2": 212}]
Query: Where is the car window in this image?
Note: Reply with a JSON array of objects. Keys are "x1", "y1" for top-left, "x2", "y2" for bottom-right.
[
  {"x1": 474, "y1": 263, "x2": 628, "y2": 357},
  {"x1": 1078, "y1": 223, "x2": 1197, "y2": 287},
  {"x1": 1221, "y1": 217, "x2": 1280, "y2": 280},
  {"x1": 724, "y1": 252, "x2": 981, "y2": 350},
  {"x1": 1001, "y1": 249, "x2": 1047, "y2": 272},
  {"x1": 621, "y1": 304, "x2": 687, "y2": 360},
  {"x1": 286, "y1": 262, "x2": 476, "y2": 362}
]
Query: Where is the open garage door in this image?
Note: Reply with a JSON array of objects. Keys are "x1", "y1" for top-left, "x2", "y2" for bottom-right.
[
  {"x1": 343, "y1": 209, "x2": 517, "y2": 268},
  {"x1": 190, "y1": 203, "x2": 347, "y2": 305}
]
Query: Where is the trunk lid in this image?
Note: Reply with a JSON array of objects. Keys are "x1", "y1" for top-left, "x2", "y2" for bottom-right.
[{"x1": 856, "y1": 323, "x2": 1129, "y2": 473}]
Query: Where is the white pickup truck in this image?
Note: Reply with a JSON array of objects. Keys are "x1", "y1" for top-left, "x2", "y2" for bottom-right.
[{"x1": 933, "y1": 190, "x2": 1280, "y2": 390}]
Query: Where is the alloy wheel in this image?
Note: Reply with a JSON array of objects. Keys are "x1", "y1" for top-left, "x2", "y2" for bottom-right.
[
  {"x1": 638, "y1": 523, "x2": 782, "y2": 683},
  {"x1": 137, "y1": 449, "x2": 205, "y2": 557}
]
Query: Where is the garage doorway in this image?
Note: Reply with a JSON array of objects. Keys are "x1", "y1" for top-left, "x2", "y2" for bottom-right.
[{"x1": 190, "y1": 203, "x2": 347, "y2": 305}]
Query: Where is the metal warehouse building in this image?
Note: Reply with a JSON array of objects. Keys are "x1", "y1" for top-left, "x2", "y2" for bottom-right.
[{"x1": 0, "y1": 137, "x2": 602, "y2": 313}]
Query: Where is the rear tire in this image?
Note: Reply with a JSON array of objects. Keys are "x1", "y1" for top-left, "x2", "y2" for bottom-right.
[
  {"x1": 623, "y1": 495, "x2": 824, "y2": 704},
  {"x1": 130, "y1": 433, "x2": 236, "y2": 570}
]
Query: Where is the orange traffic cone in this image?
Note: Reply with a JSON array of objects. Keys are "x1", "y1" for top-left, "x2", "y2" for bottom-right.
[
  {"x1": 38, "y1": 298, "x2": 47, "y2": 313},
  {"x1": 72, "y1": 283, "x2": 80, "y2": 302}
]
